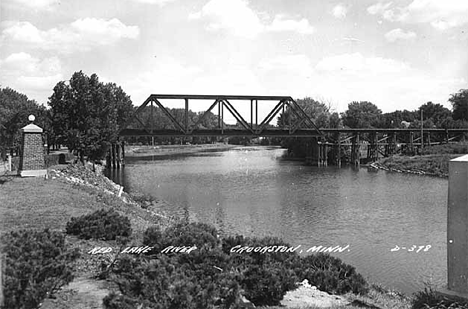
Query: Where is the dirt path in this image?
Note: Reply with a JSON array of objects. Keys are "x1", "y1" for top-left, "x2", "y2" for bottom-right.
[{"x1": 40, "y1": 278, "x2": 112, "y2": 309}]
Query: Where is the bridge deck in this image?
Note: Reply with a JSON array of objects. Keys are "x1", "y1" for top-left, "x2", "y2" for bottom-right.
[{"x1": 147, "y1": 94, "x2": 293, "y2": 100}]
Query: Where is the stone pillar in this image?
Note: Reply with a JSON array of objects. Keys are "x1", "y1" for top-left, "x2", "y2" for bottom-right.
[
  {"x1": 445, "y1": 154, "x2": 468, "y2": 297},
  {"x1": 18, "y1": 116, "x2": 47, "y2": 177}
]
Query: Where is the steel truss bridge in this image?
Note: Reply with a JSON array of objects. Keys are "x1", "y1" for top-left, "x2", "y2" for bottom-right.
[{"x1": 120, "y1": 94, "x2": 323, "y2": 137}]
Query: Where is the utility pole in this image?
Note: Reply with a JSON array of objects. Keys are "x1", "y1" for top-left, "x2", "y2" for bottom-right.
[{"x1": 421, "y1": 109, "x2": 424, "y2": 150}]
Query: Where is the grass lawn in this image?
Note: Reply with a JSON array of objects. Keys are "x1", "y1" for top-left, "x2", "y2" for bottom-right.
[{"x1": 0, "y1": 175, "x2": 159, "y2": 236}]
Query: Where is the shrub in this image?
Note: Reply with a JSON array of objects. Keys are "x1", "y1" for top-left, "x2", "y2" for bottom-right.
[
  {"x1": 2, "y1": 229, "x2": 80, "y2": 309},
  {"x1": 115, "y1": 224, "x2": 368, "y2": 308},
  {"x1": 105, "y1": 255, "x2": 241, "y2": 309},
  {"x1": 294, "y1": 253, "x2": 368, "y2": 295},
  {"x1": 412, "y1": 287, "x2": 468, "y2": 309},
  {"x1": 66, "y1": 209, "x2": 132, "y2": 240},
  {"x1": 240, "y1": 263, "x2": 296, "y2": 306},
  {"x1": 143, "y1": 222, "x2": 219, "y2": 252},
  {"x1": 221, "y1": 234, "x2": 299, "y2": 306}
]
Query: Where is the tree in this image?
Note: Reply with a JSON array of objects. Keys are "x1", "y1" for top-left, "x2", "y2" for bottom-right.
[
  {"x1": 377, "y1": 110, "x2": 415, "y2": 128},
  {"x1": 329, "y1": 112, "x2": 341, "y2": 128},
  {"x1": 450, "y1": 89, "x2": 468, "y2": 121},
  {"x1": 417, "y1": 101, "x2": 451, "y2": 127},
  {"x1": 0, "y1": 87, "x2": 48, "y2": 159},
  {"x1": 277, "y1": 97, "x2": 331, "y2": 128},
  {"x1": 48, "y1": 71, "x2": 134, "y2": 162},
  {"x1": 341, "y1": 101, "x2": 381, "y2": 128}
]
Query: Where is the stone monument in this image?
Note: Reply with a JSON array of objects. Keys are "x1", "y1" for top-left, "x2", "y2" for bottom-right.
[{"x1": 18, "y1": 115, "x2": 47, "y2": 177}]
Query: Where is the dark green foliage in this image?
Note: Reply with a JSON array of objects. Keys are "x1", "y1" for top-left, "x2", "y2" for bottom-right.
[
  {"x1": 412, "y1": 287, "x2": 468, "y2": 309},
  {"x1": 0, "y1": 87, "x2": 50, "y2": 160},
  {"x1": 421, "y1": 143, "x2": 468, "y2": 155},
  {"x1": 66, "y1": 208, "x2": 132, "y2": 240},
  {"x1": 2, "y1": 229, "x2": 80, "y2": 309},
  {"x1": 450, "y1": 89, "x2": 468, "y2": 121},
  {"x1": 277, "y1": 97, "x2": 331, "y2": 128},
  {"x1": 342, "y1": 101, "x2": 382, "y2": 128},
  {"x1": 48, "y1": 71, "x2": 134, "y2": 161},
  {"x1": 143, "y1": 222, "x2": 219, "y2": 252},
  {"x1": 106, "y1": 255, "x2": 241, "y2": 309},
  {"x1": 108, "y1": 224, "x2": 368, "y2": 308},
  {"x1": 293, "y1": 253, "x2": 368, "y2": 295},
  {"x1": 240, "y1": 263, "x2": 296, "y2": 306}
]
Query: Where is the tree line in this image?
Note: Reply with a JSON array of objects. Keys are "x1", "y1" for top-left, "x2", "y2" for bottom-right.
[{"x1": 1, "y1": 70, "x2": 467, "y2": 161}]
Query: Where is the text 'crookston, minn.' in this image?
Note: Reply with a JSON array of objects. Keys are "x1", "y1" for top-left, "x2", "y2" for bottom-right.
[{"x1": 229, "y1": 244, "x2": 350, "y2": 254}]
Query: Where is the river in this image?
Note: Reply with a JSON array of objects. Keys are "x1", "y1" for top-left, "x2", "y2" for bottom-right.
[{"x1": 105, "y1": 145, "x2": 447, "y2": 295}]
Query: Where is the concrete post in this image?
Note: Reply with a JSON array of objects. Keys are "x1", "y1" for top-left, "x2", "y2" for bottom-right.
[
  {"x1": 446, "y1": 154, "x2": 468, "y2": 297},
  {"x1": 18, "y1": 115, "x2": 47, "y2": 177}
]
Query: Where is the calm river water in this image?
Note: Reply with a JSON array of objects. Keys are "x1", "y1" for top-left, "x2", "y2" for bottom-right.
[{"x1": 106, "y1": 146, "x2": 447, "y2": 295}]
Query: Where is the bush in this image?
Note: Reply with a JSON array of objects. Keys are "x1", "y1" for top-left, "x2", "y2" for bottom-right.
[
  {"x1": 293, "y1": 253, "x2": 368, "y2": 295},
  {"x1": 221, "y1": 235, "x2": 299, "y2": 306},
  {"x1": 143, "y1": 222, "x2": 219, "y2": 252},
  {"x1": 66, "y1": 209, "x2": 132, "y2": 240},
  {"x1": 112, "y1": 224, "x2": 368, "y2": 308},
  {"x1": 2, "y1": 229, "x2": 80, "y2": 309},
  {"x1": 412, "y1": 287, "x2": 468, "y2": 309},
  {"x1": 240, "y1": 263, "x2": 296, "y2": 306},
  {"x1": 105, "y1": 255, "x2": 241, "y2": 309}
]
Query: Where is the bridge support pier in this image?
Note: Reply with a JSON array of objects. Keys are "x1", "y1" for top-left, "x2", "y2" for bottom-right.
[
  {"x1": 368, "y1": 132, "x2": 378, "y2": 162},
  {"x1": 305, "y1": 138, "x2": 321, "y2": 166},
  {"x1": 351, "y1": 133, "x2": 360, "y2": 166},
  {"x1": 106, "y1": 141, "x2": 125, "y2": 169},
  {"x1": 317, "y1": 140, "x2": 328, "y2": 166},
  {"x1": 337, "y1": 133, "x2": 341, "y2": 167},
  {"x1": 409, "y1": 132, "x2": 414, "y2": 155},
  {"x1": 385, "y1": 133, "x2": 396, "y2": 156}
]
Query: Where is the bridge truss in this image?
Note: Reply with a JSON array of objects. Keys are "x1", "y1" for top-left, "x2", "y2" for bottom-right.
[{"x1": 120, "y1": 94, "x2": 323, "y2": 137}]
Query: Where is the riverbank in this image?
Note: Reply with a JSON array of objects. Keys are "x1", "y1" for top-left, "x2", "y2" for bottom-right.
[
  {"x1": 0, "y1": 164, "x2": 416, "y2": 309},
  {"x1": 126, "y1": 142, "x2": 238, "y2": 157},
  {"x1": 369, "y1": 154, "x2": 458, "y2": 178},
  {"x1": 369, "y1": 143, "x2": 468, "y2": 178}
]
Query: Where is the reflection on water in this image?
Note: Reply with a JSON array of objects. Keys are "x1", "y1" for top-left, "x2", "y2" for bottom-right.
[{"x1": 106, "y1": 146, "x2": 447, "y2": 294}]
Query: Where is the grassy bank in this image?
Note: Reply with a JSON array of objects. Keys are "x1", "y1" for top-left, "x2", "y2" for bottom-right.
[
  {"x1": 373, "y1": 143, "x2": 468, "y2": 178},
  {"x1": 374, "y1": 154, "x2": 457, "y2": 177},
  {"x1": 0, "y1": 164, "x2": 429, "y2": 309}
]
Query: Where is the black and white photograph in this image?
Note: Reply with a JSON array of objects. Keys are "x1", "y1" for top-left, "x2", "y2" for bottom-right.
[{"x1": 1, "y1": 0, "x2": 468, "y2": 308}]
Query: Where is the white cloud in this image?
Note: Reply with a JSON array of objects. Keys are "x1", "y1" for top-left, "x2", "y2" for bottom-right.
[
  {"x1": 124, "y1": 56, "x2": 203, "y2": 103},
  {"x1": 258, "y1": 54, "x2": 312, "y2": 76},
  {"x1": 189, "y1": 0, "x2": 264, "y2": 38},
  {"x1": 332, "y1": 4, "x2": 348, "y2": 19},
  {"x1": 189, "y1": 0, "x2": 314, "y2": 38},
  {"x1": 267, "y1": 15, "x2": 314, "y2": 34},
  {"x1": 2, "y1": 22, "x2": 45, "y2": 43},
  {"x1": 315, "y1": 53, "x2": 410, "y2": 75},
  {"x1": 8, "y1": 0, "x2": 58, "y2": 10},
  {"x1": 367, "y1": 0, "x2": 468, "y2": 30},
  {"x1": 367, "y1": 2, "x2": 393, "y2": 16},
  {"x1": 2, "y1": 18, "x2": 140, "y2": 53},
  {"x1": 127, "y1": 0, "x2": 176, "y2": 6},
  {"x1": 0, "y1": 52, "x2": 63, "y2": 103},
  {"x1": 385, "y1": 28, "x2": 417, "y2": 42}
]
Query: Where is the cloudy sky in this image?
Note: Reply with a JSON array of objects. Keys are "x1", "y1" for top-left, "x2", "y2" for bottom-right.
[{"x1": 1, "y1": 0, "x2": 467, "y2": 115}]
